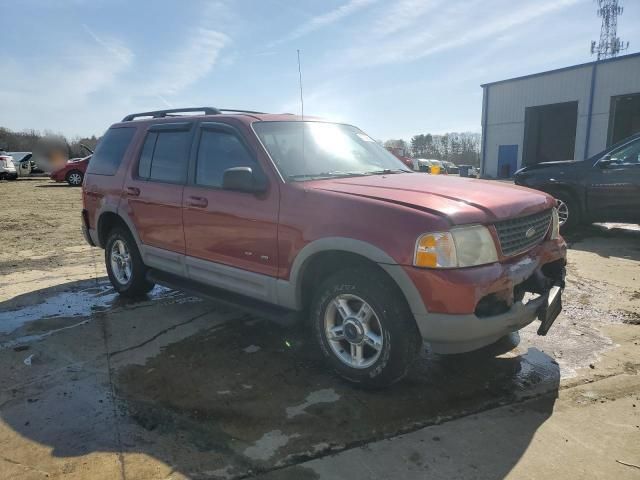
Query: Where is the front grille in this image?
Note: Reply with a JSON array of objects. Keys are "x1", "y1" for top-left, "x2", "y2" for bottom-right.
[{"x1": 494, "y1": 209, "x2": 552, "y2": 256}]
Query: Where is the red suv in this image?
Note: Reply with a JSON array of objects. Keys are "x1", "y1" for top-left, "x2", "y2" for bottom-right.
[{"x1": 82, "y1": 107, "x2": 566, "y2": 386}]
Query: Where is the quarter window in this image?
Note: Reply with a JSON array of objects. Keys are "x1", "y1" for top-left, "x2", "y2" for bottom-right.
[
  {"x1": 196, "y1": 129, "x2": 257, "y2": 188},
  {"x1": 87, "y1": 127, "x2": 135, "y2": 176}
]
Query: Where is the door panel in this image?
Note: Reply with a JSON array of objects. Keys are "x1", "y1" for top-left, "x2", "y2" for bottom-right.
[
  {"x1": 183, "y1": 124, "x2": 279, "y2": 279},
  {"x1": 587, "y1": 139, "x2": 640, "y2": 222},
  {"x1": 123, "y1": 179, "x2": 185, "y2": 253}
]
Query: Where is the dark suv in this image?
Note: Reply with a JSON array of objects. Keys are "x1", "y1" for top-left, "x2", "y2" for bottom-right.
[
  {"x1": 514, "y1": 133, "x2": 640, "y2": 231},
  {"x1": 82, "y1": 107, "x2": 566, "y2": 386}
]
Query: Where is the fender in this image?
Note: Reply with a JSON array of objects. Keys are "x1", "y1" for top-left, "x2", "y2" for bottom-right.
[
  {"x1": 275, "y1": 237, "x2": 428, "y2": 316},
  {"x1": 536, "y1": 181, "x2": 587, "y2": 217},
  {"x1": 95, "y1": 205, "x2": 144, "y2": 254}
]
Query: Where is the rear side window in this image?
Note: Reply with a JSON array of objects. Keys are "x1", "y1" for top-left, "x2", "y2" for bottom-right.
[
  {"x1": 137, "y1": 129, "x2": 191, "y2": 183},
  {"x1": 196, "y1": 130, "x2": 257, "y2": 187},
  {"x1": 87, "y1": 127, "x2": 135, "y2": 176}
]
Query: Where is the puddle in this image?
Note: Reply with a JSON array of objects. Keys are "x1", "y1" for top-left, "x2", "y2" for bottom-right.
[
  {"x1": 115, "y1": 316, "x2": 563, "y2": 473},
  {"x1": 0, "y1": 281, "x2": 199, "y2": 336}
]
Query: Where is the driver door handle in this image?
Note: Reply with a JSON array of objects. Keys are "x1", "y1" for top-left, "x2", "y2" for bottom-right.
[
  {"x1": 126, "y1": 187, "x2": 140, "y2": 197},
  {"x1": 186, "y1": 196, "x2": 208, "y2": 208}
]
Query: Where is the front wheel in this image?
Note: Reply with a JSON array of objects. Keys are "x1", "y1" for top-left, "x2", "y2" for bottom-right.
[
  {"x1": 310, "y1": 267, "x2": 421, "y2": 387},
  {"x1": 66, "y1": 170, "x2": 84, "y2": 186},
  {"x1": 554, "y1": 191, "x2": 580, "y2": 233},
  {"x1": 105, "y1": 228, "x2": 154, "y2": 297}
]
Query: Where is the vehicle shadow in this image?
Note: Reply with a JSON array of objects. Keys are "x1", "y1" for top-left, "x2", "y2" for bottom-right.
[
  {"x1": 565, "y1": 223, "x2": 640, "y2": 261},
  {"x1": 0, "y1": 279, "x2": 561, "y2": 479},
  {"x1": 35, "y1": 183, "x2": 73, "y2": 188}
]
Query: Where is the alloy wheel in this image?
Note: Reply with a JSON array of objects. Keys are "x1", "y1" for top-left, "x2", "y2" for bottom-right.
[
  {"x1": 324, "y1": 294, "x2": 384, "y2": 369},
  {"x1": 556, "y1": 199, "x2": 569, "y2": 226},
  {"x1": 110, "y1": 239, "x2": 132, "y2": 285}
]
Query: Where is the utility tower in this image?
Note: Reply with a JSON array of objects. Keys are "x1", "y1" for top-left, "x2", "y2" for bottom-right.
[{"x1": 590, "y1": 0, "x2": 629, "y2": 60}]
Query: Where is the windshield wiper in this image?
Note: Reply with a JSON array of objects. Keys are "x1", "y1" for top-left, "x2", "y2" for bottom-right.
[
  {"x1": 366, "y1": 169, "x2": 410, "y2": 175},
  {"x1": 287, "y1": 171, "x2": 364, "y2": 180}
]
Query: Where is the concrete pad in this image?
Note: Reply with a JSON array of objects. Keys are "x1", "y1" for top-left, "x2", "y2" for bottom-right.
[{"x1": 262, "y1": 374, "x2": 640, "y2": 480}]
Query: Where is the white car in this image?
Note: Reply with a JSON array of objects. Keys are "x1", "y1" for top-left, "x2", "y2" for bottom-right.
[
  {"x1": 7, "y1": 152, "x2": 33, "y2": 176},
  {"x1": 0, "y1": 152, "x2": 17, "y2": 180}
]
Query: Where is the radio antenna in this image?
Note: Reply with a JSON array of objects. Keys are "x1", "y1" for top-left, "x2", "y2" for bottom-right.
[
  {"x1": 297, "y1": 49, "x2": 306, "y2": 169},
  {"x1": 297, "y1": 49, "x2": 304, "y2": 119}
]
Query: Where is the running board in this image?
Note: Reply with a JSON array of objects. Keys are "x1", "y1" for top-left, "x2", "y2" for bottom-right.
[{"x1": 146, "y1": 268, "x2": 299, "y2": 326}]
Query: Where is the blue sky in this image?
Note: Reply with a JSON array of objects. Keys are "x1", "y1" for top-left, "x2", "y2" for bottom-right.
[{"x1": 1, "y1": 0, "x2": 638, "y2": 141}]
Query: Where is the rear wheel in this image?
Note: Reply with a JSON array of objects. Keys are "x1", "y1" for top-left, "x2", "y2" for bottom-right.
[
  {"x1": 105, "y1": 228, "x2": 154, "y2": 296},
  {"x1": 66, "y1": 170, "x2": 83, "y2": 186},
  {"x1": 310, "y1": 267, "x2": 421, "y2": 387}
]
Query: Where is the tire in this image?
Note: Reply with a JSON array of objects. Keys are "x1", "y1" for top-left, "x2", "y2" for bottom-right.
[
  {"x1": 310, "y1": 267, "x2": 421, "y2": 387},
  {"x1": 66, "y1": 170, "x2": 84, "y2": 186},
  {"x1": 553, "y1": 191, "x2": 580, "y2": 233},
  {"x1": 105, "y1": 227, "x2": 155, "y2": 297}
]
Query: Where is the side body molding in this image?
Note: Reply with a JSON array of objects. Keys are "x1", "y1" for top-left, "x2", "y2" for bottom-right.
[{"x1": 275, "y1": 237, "x2": 428, "y2": 316}]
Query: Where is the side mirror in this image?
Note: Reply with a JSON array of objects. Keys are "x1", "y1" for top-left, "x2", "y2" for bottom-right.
[
  {"x1": 222, "y1": 167, "x2": 265, "y2": 193},
  {"x1": 598, "y1": 154, "x2": 613, "y2": 168}
]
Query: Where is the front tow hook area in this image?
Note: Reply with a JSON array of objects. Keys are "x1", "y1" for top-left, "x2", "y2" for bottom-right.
[
  {"x1": 521, "y1": 265, "x2": 565, "y2": 336},
  {"x1": 536, "y1": 284, "x2": 563, "y2": 335}
]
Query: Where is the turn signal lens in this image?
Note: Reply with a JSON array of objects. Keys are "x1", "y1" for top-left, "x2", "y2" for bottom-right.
[{"x1": 414, "y1": 232, "x2": 457, "y2": 268}]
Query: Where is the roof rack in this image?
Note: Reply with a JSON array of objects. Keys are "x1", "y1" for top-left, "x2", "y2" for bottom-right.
[
  {"x1": 122, "y1": 107, "x2": 221, "y2": 122},
  {"x1": 218, "y1": 109, "x2": 267, "y2": 115}
]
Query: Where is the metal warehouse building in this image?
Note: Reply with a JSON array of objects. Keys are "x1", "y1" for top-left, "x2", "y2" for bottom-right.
[{"x1": 480, "y1": 52, "x2": 640, "y2": 178}]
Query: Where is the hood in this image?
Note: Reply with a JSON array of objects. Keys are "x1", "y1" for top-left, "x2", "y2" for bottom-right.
[{"x1": 307, "y1": 173, "x2": 554, "y2": 225}]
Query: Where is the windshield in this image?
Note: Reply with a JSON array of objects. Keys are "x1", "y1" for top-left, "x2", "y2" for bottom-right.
[{"x1": 253, "y1": 121, "x2": 412, "y2": 181}]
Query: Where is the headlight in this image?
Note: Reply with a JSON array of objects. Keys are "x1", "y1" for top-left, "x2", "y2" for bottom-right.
[
  {"x1": 414, "y1": 225, "x2": 498, "y2": 268},
  {"x1": 550, "y1": 207, "x2": 560, "y2": 239}
]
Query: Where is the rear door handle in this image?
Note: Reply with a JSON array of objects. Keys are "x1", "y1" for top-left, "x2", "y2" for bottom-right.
[
  {"x1": 186, "y1": 196, "x2": 208, "y2": 208},
  {"x1": 126, "y1": 187, "x2": 140, "y2": 197}
]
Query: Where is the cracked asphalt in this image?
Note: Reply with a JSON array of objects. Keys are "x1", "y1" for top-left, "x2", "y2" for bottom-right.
[{"x1": 0, "y1": 179, "x2": 638, "y2": 479}]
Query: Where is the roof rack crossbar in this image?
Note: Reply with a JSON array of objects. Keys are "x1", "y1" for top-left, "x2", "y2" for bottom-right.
[{"x1": 122, "y1": 107, "x2": 221, "y2": 122}]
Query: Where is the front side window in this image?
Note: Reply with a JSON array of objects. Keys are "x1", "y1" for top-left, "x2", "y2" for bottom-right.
[
  {"x1": 196, "y1": 129, "x2": 257, "y2": 187},
  {"x1": 87, "y1": 127, "x2": 135, "y2": 176},
  {"x1": 253, "y1": 121, "x2": 411, "y2": 181},
  {"x1": 137, "y1": 130, "x2": 190, "y2": 183}
]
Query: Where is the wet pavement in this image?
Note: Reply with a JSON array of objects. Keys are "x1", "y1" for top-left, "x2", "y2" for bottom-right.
[{"x1": 0, "y1": 223, "x2": 639, "y2": 479}]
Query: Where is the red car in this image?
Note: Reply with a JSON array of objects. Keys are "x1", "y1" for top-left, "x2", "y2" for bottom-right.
[
  {"x1": 50, "y1": 155, "x2": 91, "y2": 186},
  {"x1": 82, "y1": 107, "x2": 566, "y2": 387}
]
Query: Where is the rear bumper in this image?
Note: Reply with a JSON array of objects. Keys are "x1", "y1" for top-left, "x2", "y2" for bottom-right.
[{"x1": 396, "y1": 238, "x2": 567, "y2": 353}]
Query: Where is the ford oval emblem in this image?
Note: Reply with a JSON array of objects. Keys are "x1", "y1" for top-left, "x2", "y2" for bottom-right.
[{"x1": 525, "y1": 227, "x2": 536, "y2": 239}]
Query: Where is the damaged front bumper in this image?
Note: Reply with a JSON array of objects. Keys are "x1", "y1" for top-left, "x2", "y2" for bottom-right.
[{"x1": 407, "y1": 239, "x2": 567, "y2": 354}]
